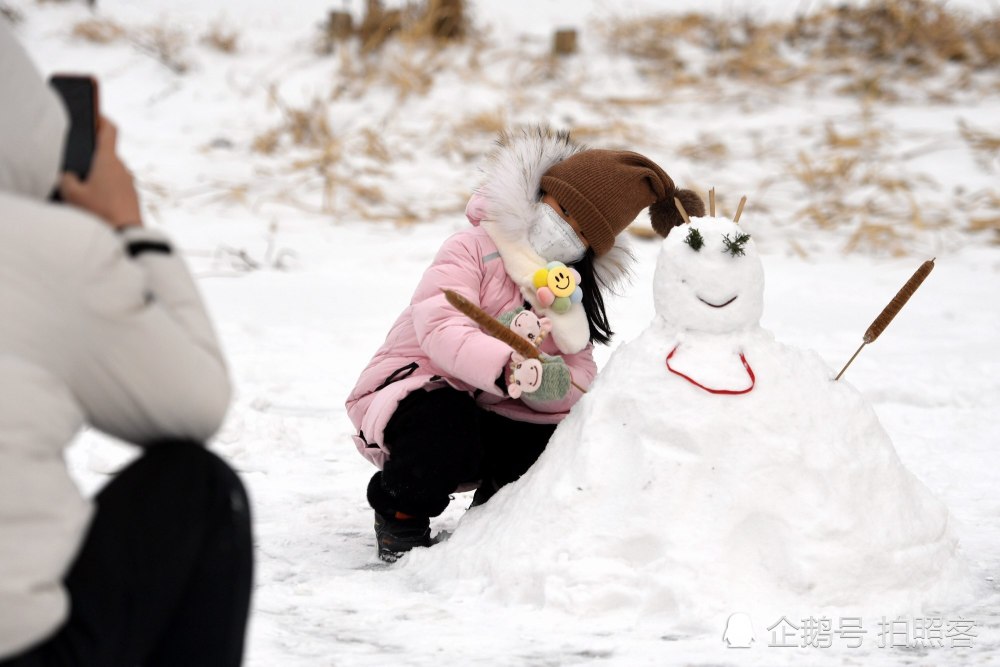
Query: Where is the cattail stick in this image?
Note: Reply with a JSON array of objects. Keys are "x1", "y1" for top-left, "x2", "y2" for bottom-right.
[
  {"x1": 834, "y1": 343, "x2": 866, "y2": 381},
  {"x1": 733, "y1": 195, "x2": 747, "y2": 223},
  {"x1": 444, "y1": 289, "x2": 587, "y2": 394},
  {"x1": 674, "y1": 196, "x2": 691, "y2": 224},
  {"x1": 835, "y1": 258, "x2": 936, "y2": 381},
  {"x1": 709, "y1": 187, "x2": 716, "y2": 217}
]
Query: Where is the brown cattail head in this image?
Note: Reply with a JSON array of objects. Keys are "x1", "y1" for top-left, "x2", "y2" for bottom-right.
[
  {"x1": 444, "y1": 289, "x2": 588, "y2": 394},
  {"x1": 862, "y1": 259, "x2": 935, "y2": 344},
  {"x1": 444, "y1": 290, "x2": 540, "y2": 359}
]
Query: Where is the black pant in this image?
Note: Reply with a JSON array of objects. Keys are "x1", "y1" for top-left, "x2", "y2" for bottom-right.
[
  {"x1": 368, "y1": 387, "x2": 557, "y2": 517},
  {"x1": 1, "y1": 441, "x2": 253, "y2": 667}
]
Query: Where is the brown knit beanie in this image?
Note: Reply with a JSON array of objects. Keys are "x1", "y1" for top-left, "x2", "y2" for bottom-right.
[{"x1": 540, "y1": 149, "x2": 705, "y2": 256}]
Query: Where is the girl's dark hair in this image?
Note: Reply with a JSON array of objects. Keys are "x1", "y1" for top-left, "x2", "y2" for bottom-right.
[{"x1": 572, "y1": 249, "x2": 614, "y2": 346}]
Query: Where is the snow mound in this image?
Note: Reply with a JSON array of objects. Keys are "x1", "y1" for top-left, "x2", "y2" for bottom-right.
[{"x1": 404, "y1": 216, "x2": 976, "y2": 629}]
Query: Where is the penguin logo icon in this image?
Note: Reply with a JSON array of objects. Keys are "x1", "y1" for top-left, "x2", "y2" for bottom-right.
[{"x1": 723, "y1": 612, "x2": 755, "y2": 648}]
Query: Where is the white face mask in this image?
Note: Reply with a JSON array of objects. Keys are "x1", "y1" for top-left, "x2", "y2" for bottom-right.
[{"x1": 527, "y1": 204, "x2": 587, "y2": 264}]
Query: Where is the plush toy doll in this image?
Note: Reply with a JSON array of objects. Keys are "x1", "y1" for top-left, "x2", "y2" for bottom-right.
[
  {"x1": 499, "y1": 308, "x2": 565, "y2": 399},
  {"x1": 507, "y1": 309, "x2": 552, "y2": 346},
  {"x1": 507, "y1": 354, "x2": 543, "y2": 399}
]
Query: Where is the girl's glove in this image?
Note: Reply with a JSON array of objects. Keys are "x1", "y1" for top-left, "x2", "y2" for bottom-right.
[{"x1": 507, "y1": 352, "x2": 570, "y2": 402}]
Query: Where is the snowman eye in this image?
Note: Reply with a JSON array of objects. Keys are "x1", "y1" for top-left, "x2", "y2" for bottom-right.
[
  {"x1": 684, "y1": 228, "x2": 705, "y2": 251},
  {"x1": 722, "y1": 232, "x2": 751, "y2": 257}
]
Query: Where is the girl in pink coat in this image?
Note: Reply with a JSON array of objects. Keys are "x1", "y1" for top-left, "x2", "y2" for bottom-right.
[{"x1": 346, "y1": 126, "x2": 703, "y2": 561}]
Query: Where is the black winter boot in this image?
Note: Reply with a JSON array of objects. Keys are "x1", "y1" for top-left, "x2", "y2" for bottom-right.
[
  {"x1": 374, "y1": 511, "x2": 434, "y2": 563},
  {"x1": 367, "y1": 471, "x2": 443, "y2": 562}
]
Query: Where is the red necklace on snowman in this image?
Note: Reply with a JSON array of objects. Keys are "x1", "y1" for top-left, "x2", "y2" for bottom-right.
[{"x1": 665, "y1": 344, "x2": 756, "y2": 395}]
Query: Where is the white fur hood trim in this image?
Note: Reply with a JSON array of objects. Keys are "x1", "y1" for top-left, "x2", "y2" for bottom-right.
[{"x1": 473, "y1": 126, "x2": 635, "y2": 354}]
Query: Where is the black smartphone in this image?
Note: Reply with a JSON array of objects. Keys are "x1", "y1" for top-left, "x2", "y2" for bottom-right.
[{"x1": 49, "y1": 74, "x2": 99, "y2": 180}]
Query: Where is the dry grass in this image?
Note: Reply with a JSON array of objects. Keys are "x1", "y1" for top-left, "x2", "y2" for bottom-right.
[
  {"x1": 251, "y1": 88, "x2": 340, "y2": 211},
  {"x1": 223, "y1": 0, "x2": 993, "y2": 247},
  {"x1": 456, "y1": 109, "x2": 508, "y2": 137},
  {"x1": 603, "y1": 0, "x2": 1000, "y2": 100},
  {"x1": 72, "y1": 18, "x2": 126, "y2": 44},
  {"x1": 764, "y1": 104, "x2": 962, "y2": 254},
  {"x1": 359, "y1": 3, "x2": 403, "y2": 53},
  {"x1": 439, "y1": 108, "x2": 508, "y2": 160},
  {"x1": 404, "y1": 0, "x2": 465, "y2": 42},
  {"x1": 247, "y1": 89, "x2": 430, "y2": 218},
  {"x1": 677, "y1": 133, "x2": 730, "y2": 165},
  {"x1": 358, "y1": 127, "x2": 392, "y2": 163},
  {"x1": 604, "y1": 11, "x2": 797, "y2": 88},
  {"x1": 325, "y1": 31, "x2": 453, "y2": 105},
  {"x1": 968, "y1": 216, "x2": 1000, "y2": 240},
  {"x1": 355, "y1": 0, "x2": 466, "y2": 53},
  {"x1": 604, "y1": 13, "x2": 687, "y2": 66},
  {"x1": 253, "y1": 88, "x2": 336, "y2": 155},
  {"x1": 314, "y1": 1, "x2": 483, "y2": 129},
  {"x1": 965, "y1": 189, "x2": 1000, "y2": 243},
  {"x1": 202, "y1": 24, "x2": 239, "y2": 54},
  {"x1": 958, "y1": 120, "x2": 1000, "y2": 170},
  {"x1": 382, "y1": 51, "x2": 437, "y2": 100},
  {"x1": 795, "y1": 1, "x2": 998, "y2": 70},
  {"x1": 135, "y1": 26, "x2": 190, "y2": 74},
  {"x1": 70, "y1": 19, "x2": 192, "y2": 74},
  {"x1": 568, "y1": 119, "x2": 651, "y2": 150},
  {"x1": 835, "y1": 70, "x2": 899, "y2": 102}
]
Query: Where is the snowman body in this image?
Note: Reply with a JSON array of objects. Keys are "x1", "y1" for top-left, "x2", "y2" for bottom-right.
[{"x1": 406, "y1": 217, "x2": 971, "y2": 625}]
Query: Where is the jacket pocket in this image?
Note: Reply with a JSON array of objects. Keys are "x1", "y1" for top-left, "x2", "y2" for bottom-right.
[{"x1": 373, "y1": 362, "x2": 419, "y2": 392}]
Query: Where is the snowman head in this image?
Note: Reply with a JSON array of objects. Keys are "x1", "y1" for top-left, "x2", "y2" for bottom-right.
[{"x1": 653, "y1": 209, "x2": 764, "y2": 334}]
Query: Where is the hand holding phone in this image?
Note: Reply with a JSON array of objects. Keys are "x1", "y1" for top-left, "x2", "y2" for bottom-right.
[
  {"x1": 48, "y1": 74, "x2": 142, "y2": 228},
  {"x1": 59, "y1": 118, "x2": 143, "y2": 229},
  {"x1": 49, "y1": 75, "x2": 99, "y2": 180}
]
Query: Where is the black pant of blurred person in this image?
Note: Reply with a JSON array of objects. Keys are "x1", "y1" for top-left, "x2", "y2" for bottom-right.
[{"x1": 0, "y1": 441, "x2": 253, "y2": 667}]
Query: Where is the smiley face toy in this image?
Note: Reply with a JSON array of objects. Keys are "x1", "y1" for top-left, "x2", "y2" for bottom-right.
[
  {"x1": 547, "y1": 266, "x2": 576, "y2": 297},
  {"x1": 532, "y1": 261, "x2": 583, "y2": 314}
]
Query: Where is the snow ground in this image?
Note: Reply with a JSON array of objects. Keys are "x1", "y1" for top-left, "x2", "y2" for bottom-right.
[{"x1": 7, "y1": 0, "x2": 1000, "y2": 664}]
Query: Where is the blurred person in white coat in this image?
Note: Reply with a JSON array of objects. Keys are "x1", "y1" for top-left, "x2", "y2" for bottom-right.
[{"x1": 0, "y1": 20, "x2": 252, "y2": 667}]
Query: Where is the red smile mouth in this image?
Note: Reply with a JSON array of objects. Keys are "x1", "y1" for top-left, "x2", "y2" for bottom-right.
[{"x1": 698, "y1": 295, "x2": 738, "y2": 308}]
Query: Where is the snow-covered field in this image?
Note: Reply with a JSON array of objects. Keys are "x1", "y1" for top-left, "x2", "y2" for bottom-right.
[{"x1": 9, "y1": 0, "x2": 1000, "y2": 664}]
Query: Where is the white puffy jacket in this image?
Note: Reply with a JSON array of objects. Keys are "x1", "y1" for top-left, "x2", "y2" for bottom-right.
[{"x1": 0, "y1": 21, "x2": 231, "y2": 658}]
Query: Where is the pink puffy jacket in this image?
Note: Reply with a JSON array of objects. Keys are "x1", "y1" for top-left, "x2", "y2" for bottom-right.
[{"x1": 345, "y1": 222, "x2": 596, "y2": 468}]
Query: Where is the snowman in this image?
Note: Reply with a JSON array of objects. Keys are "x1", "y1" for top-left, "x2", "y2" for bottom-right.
[{"x1": 405, "y1": 202, "x2": 974, "y2": 627}]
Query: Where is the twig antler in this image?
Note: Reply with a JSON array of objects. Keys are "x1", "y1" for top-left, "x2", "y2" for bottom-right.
[
  {"x1": 709, "y1": 187, "x2": 716, "y2": 217},
  {"x1": 733, "y1": 196, "x2": 747, "y2": 223},
  {"x1": 674, "y1": 196, "x2": 691, "y2": 224}
]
